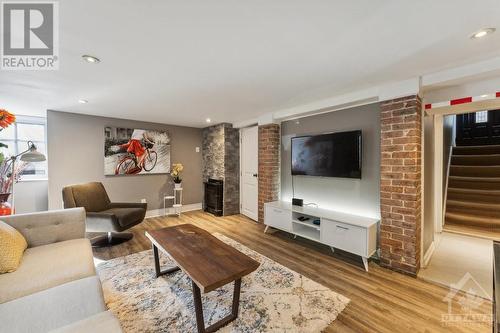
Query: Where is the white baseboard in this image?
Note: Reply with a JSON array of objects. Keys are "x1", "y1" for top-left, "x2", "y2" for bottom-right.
[
  {"x1": 145, "y1": 202, "x2": 203, "y2": 218},
  {"x1": 422, "y1": 240, "x2": 436, "y2": 268}
]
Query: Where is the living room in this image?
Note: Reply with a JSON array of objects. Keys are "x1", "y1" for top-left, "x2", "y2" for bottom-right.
[{"x1": 1, "y1": 1, "x2": 500, "y2": 332}]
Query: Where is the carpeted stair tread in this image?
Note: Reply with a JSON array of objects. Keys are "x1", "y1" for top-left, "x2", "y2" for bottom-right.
[
  {"x1": 443, "y1": 223, "x2": 500, "y2": 241},
  {"x1": 449, "y1": 175, "x2": 500, "y2": 182},
  {"x1": 448, "y1": 176, "x2": 500, "y2": 190},
  {"x1": 445, "y1": 144, "x2": 500, "y2": 232},
  {"x1": 445, "y1": 211, "x2": 500, "y2": 228},
  {"x1": 451, "y1": 154, "x2": 500, "y2": 166},
  {"x1": 450, "y1": 165, "x2": 500, "y2": 177},
  {"x1": 446, "y1": 199, "x2": 500, "y2": 218},
  {"x1": 453, "y1": 145, "x2": 500, "y2": 155},
  {"x1": 447, "y1": 187, "x2": 500, "y2": 204}
]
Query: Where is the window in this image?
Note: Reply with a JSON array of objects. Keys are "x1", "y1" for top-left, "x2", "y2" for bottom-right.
[
  {"x1": 475, "y1": 111, "x2": 488, "y2": 123},
  {"x1": 0, "y1": 116, "x2": 47, "y2": 180}
]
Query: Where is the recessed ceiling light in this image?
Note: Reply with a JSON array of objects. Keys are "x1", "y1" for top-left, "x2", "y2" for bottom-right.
[
  {"x1": 82, "y1": 55, "x2": 100, "y2": 63},
  {"x1": 470, "y1": 28, "x2": 496, "y2": 39},
  {"x1": 206, "y1": 118, "x2": 211, "y2": 123},
  {"x1": 78, "y1": 99, "x2": 88, "y2": 104}
]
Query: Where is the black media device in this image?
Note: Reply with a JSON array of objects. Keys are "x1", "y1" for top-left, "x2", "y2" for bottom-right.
[
  {"x1": 292, "y1": 198, "x2": 303, "y2": 206},
  {"x1": 291, "y1": 130, "x2": 362, "y2": 179}
]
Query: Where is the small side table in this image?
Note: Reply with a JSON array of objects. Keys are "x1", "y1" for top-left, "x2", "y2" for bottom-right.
[{"x1": 163, "y1": 187, "x2": 183, "y2": 216}]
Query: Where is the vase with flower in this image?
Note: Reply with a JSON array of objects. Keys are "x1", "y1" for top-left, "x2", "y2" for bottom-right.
[
  {"x1": 0, "y1": 109, "x2": 16, "y2": 215},
  {"x1": 171, "y1": 163, "x2": 184, "y2": 188}
]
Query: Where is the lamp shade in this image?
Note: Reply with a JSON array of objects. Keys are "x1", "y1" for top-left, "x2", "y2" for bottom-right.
[{"x1": 20, "y1": 150, "x2": 46, "y2": 162}]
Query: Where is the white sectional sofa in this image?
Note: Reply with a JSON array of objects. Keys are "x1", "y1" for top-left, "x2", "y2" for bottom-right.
[{"x1": 0, "y1": 208, "x2": 122, "y2": 333}]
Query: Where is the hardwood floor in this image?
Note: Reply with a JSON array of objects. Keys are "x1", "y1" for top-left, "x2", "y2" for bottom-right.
[{"x1": 93, "y1": 211, "x2": 492, "y2": 333}]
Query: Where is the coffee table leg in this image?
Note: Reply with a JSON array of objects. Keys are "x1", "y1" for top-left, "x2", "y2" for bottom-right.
[
  {"x1": 191, "y1": 278, "x2": 242, "y2": 333},
  {"x1": 231, "y1": 278, "x2": 242, "y2": 317},
  {"x1": 192, "y1": 281, "x2": 206, "y2": 333},
  {"x1": 152, "y1": 244, "x2": 180, "y2": 278}
]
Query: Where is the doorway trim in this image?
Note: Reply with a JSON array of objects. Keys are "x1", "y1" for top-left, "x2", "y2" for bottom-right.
[{"x1": 428, "y1": 98, "x2": 500, "y2": 240}]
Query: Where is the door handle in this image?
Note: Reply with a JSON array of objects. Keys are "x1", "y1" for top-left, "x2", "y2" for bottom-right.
[{"x1": 253, "y1": 173, "x2": 258, "y2": 177}]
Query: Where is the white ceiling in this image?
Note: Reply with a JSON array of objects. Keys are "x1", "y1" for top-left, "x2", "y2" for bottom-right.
[{"x1": 1, "y1": 0, "x2": 500, "y2": 127}]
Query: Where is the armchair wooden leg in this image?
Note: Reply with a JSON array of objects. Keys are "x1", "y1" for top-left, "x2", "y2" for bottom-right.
[{"x1": 90, "y1": 232, "x2": 133, "y2": 247}]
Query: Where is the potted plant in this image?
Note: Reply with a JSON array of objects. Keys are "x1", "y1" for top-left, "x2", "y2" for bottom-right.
[{"x1": 171, "y1": 163, "x2": 184, "y2": 188}]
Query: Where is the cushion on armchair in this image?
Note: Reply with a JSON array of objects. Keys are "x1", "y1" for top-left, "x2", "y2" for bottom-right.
[
  {"x1": 66, "y1": 182, "x2": 111, "y2": 212},
  {"x1": 0, "y1": 221, "x2": 28, "y2": 274},
  {"x1": 103, "y1": 207, "x2": 146, "y2": 228}
]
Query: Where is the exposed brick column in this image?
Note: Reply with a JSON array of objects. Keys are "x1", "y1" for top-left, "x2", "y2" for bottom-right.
[
  {"x1": 379, "y1": 95, "x2": 422, "y2": 276},
  {"x1": 258, "y1": 124, "x2": 281, "y2": 223}
]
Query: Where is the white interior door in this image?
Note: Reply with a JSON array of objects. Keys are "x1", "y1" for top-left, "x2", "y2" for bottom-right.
[{"x1": 241, "y1": 126, "x2": 258, "y2": 221}]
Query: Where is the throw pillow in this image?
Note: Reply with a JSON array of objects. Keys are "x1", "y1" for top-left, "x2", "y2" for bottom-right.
[{"x1": 0, "y1": 220, "x2": 28, "y2": 273}]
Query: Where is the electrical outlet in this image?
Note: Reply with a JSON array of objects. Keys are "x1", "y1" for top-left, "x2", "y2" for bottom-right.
[
  {"x1": 195, "y1": 147, "x2": 200, "y2": 153},
  {"x1": 141, "y1": 198, "x2": 147, "y2": 203}
]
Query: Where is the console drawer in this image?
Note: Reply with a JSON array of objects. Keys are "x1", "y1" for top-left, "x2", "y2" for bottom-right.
[
  {"x1": 321, "y1": 218, "x2": 367, "y2": 256},
  {"x1": 264, "y1": 205, "x2": 292, "y2": 232}
]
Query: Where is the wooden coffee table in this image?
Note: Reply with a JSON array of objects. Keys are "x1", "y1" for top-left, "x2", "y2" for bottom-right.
[{"x1": 145, "y1": 224, "x2": 260, "y2": 333}]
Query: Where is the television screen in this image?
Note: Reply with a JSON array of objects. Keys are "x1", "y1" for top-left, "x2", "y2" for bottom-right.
[{"x1": 291, "y1": 130, "x2": 362, "y2": 178}]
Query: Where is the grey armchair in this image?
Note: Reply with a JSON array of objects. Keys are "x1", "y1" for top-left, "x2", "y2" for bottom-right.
[{"x1": 62, "y1": 182, "x2": 147, "y2": 247}]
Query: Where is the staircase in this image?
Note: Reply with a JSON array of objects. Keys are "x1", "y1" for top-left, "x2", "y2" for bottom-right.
[{"x1": 444, "y1": 145, "x2": 500, "y2": 240}]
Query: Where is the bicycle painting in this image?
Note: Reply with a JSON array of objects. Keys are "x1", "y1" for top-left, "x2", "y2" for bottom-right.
[{"x1": 104, "y1": 127, "x2": 171, "y2": 176}]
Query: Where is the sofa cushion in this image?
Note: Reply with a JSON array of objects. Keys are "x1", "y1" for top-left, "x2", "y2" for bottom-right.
[
  {"x1": 1, "y1": 208, "x2": 86, "y2": 248},
  {"x1": 0, "y1": 238, "x2": 95, "y2": 303},
  {"x1": 103, "y1": 207, "x2": 145, "y2": 228},
  {"x1": 0, "y1": 276, "x2": 107, "y2": 333},
  {"x1": 0, "y1": 220, "x2": 27, "y2": 273},
  {"x1": 49, "y1": 311, "x2": 122, "y2": 333}
]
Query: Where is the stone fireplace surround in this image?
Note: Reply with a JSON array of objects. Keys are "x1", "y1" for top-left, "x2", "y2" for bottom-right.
[{"x1": 202, "y1": 123, "x2": 240, "y2": 216}]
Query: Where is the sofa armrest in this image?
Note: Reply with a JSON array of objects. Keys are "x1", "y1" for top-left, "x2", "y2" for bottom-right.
[
  {"x1": 1, "y1": 208, "x2": 86, "y2": 248},
  {"x1": 109, "y1": 202, "x2": 147, "y2": 210}
]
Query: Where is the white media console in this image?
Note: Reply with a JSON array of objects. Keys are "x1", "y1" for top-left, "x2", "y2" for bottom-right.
[{"x1": 264, "y1": 201, "x2": 379, "y2": 271}]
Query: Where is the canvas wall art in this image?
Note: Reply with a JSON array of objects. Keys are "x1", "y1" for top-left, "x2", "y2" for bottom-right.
[{"x1": 104, "y1": 127, "x2": 171, "y2": 176}]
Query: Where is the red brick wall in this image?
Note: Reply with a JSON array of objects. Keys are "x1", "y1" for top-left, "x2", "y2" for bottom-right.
[
  {"x1": 379, "y1": 95, "x2": 422, "y2": 276},
  {"x1": 258, "y1": 124, "x2": 281, "y2": 223}
]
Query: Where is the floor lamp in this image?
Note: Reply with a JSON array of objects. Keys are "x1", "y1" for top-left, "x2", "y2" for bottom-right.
[{"x1": 10, "y1": 140, "x2": 46, "y2": 212}]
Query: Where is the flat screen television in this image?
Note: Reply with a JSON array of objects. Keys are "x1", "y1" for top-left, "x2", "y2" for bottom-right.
[{"x1": 291, "y1": 130, "x2": 362, "y2": 178}]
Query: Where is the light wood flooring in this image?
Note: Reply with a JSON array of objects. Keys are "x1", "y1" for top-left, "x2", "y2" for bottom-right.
[{"x1": 93, "y1": 210, "x2": 492, "y2": 333}]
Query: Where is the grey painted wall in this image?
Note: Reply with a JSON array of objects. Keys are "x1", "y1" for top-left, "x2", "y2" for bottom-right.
[
  {"x1": 443, "y1": 114, "x2": 456, "y2": 200},
  {"x1": 281, "y1": 103, "x2": 381, "y2": 219},
  {"x1": 16, "y1": 180, "x2": 48, "y2": 214},
  {"x1": 47, "y1": 111, "x2": 203, "y2": 211}
]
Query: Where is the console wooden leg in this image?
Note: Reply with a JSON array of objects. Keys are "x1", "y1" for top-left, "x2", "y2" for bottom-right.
[
  {"x1": 152, "y1": 244, "x2": 180, "y2": 278},
  {"x1": 264, "y1": 226, "x2": 269, "y2": 233},
  {"x1": 362, "y1": 257, "x2": 369, "y2": 272}
]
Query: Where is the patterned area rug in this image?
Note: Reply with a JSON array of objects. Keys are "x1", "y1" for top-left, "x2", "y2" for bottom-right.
[{"x1": 97, "y1": 233, "x2": 349, "y2": 332}]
